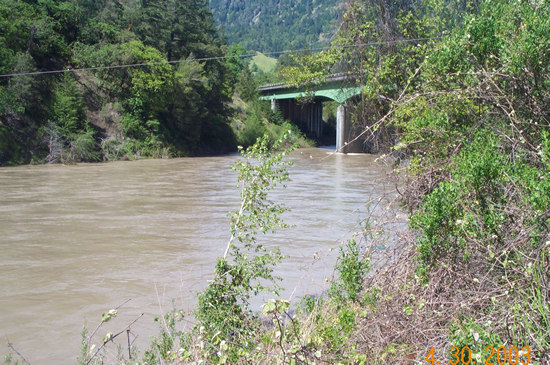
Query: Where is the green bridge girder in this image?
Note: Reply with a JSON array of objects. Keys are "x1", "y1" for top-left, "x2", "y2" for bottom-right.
[{"x1": 258, "y1": 74, "x2": 363, "y2": 104}]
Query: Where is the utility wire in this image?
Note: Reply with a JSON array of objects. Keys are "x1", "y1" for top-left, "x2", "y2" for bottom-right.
[{"x1": 0, "y1": 36, "x2": 441, "y2": 79}]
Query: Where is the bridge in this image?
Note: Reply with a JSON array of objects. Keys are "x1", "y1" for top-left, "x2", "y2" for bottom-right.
[{"x1": 258, "y1": 74, "x2": 363, "y2": 153}]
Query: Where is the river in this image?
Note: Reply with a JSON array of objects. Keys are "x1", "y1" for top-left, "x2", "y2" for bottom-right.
[{"x1": 0, "y1": 147, "x2": 401, "y2": 363}]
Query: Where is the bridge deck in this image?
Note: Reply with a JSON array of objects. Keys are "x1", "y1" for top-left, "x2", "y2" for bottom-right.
[{"x1": 258, "y1": 73, "x2": 363, "y2": 104}]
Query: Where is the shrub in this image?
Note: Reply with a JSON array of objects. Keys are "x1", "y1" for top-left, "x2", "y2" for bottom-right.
[
  {"x1": 71, "y1": 130, "x2": 100, "y2": 162},
  {"x1": 329, "y1": 238, "x2": 370, "y2": 303}
]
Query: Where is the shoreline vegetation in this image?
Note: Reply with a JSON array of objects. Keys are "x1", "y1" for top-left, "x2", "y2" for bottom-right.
[{"x1": 2, "y1": 0, "x2": 549, "y2": 363}]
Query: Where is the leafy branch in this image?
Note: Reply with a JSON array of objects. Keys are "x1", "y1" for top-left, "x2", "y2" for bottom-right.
[{"x1": 196, "y1": 132, "x2": 295, "y2": 361}]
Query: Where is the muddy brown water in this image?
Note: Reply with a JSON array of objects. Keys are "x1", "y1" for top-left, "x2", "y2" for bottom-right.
[{"x1": 0, "y1": 147, "x2": 401, "y2": 363}]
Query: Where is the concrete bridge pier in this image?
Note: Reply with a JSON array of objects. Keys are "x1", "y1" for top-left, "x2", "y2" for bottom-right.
[
  {"x1": 336, "y1": 104, "x2": 348, "y2": 153},
  {"x1": 336, "y1": 103, "x2": 362, "y2": 154}
]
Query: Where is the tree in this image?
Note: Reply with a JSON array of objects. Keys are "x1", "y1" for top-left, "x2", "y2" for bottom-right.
[
  {"x1": 136, "y1": 0, "x2": 220, "y2": 61},
  {"x1": 50, "y1": 73, "x2": 86, "y2": 136}
]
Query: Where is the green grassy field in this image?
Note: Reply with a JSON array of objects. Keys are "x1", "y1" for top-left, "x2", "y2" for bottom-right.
[{"x1": 250, "y1": 52, "x2": 277, "y2": 73}]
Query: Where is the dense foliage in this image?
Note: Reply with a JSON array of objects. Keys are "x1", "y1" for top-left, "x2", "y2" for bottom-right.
[
  {"x1": 0, "y1": 0, "x2": 237, "y2": 165},
  {"x1": 209, "y1": 0, "x2": 343, "y2": 52},
  {"x1": 399, "y1": 0, "x2": 550, "y2": 358}
]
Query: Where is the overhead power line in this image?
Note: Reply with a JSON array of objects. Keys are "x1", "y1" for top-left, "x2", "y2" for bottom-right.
[{"x1": 0, "y1": 37, "x2": 441, "y2": 79}]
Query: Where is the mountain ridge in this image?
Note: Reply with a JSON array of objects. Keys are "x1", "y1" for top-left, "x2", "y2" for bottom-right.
[{"x1": 208, "y1": 0, "x2": 343, "y2": 52}]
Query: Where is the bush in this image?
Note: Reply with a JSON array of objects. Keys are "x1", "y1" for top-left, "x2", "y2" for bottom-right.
[
  {"x1": 237, "y1": 113, "x2": 266, "y2": 148},
  {"x1": 71, "y1": 130, "x2": 100, "y2": 162},
  {"x1": 100, "y1": 137, "x2": 123, "y2": 161},
  {"x1": 329, "y1": 238, "x2": 370, "y2": 303}
]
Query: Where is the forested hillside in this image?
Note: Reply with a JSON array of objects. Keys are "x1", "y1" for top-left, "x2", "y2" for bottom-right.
[
  {"x1": 208, "y1": 0, "x2": 343, "y2": 52},
  {"x1": 0, "y1": 0, "x2": 237, "y2": 166}
]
